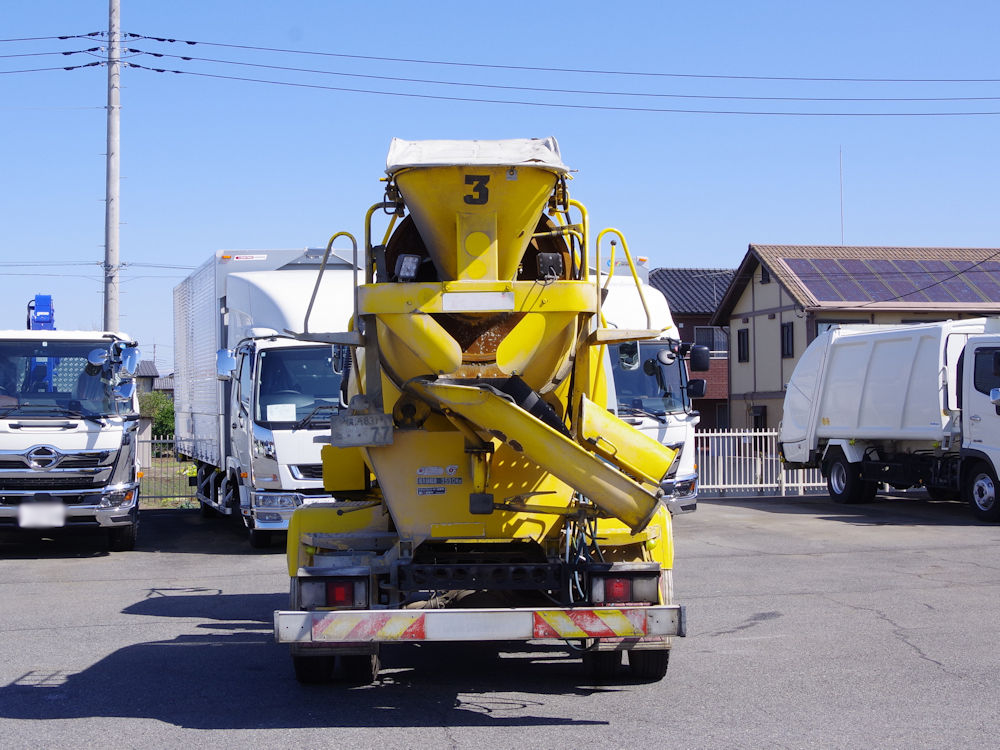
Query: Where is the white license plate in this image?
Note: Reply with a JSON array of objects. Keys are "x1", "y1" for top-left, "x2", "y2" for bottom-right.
[{"x1": 19, "y1": 502, "x2": 67, "y2": 529}]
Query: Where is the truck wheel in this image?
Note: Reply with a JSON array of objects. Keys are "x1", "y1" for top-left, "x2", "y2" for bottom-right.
[
  {"x1": 199, "y1": 501, "x2": 220, "y2": 518},
  {"x1": 628, "y1": 649, "x2": 670, "y2": 682},
  {"x1": 825, "y1": 450, "x2": 876, "y2": 504},
  {"x1": 582, "y1": 650, "x2": 621, "y2": 680},
  {"x1": 965, "y1": 462, "x2": 1000, "y2": 521},
  {"x1": 340, "y1": 652, "x2": 380, "y2": 684},
  {"x1": 292, "y1": 654, "x2": 334, "y2": 684},
  {"x1": 249, "y1": 528, "x2": 272, "y2": 549},
  {"x1": 108, "y1": 523, "x2": 137, "y2": 552}
]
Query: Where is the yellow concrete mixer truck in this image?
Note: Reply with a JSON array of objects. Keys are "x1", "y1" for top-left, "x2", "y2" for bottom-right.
[{"x1": 273, "y1": 138, "x2": 687, "y2": 684}]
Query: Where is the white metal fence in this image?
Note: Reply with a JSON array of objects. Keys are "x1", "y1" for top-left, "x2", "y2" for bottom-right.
[
  {"x1": 695, "y1": 428, "x2": 826, "y2": 496},
  {"x1": 137, "y1": 430, "x2": 825, "y2": 502}
]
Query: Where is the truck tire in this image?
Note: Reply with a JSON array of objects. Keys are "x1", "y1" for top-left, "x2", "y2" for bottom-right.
[
  {"x1": 965, "y1": 462, "x2": 1000, "y2": 522},
  {"x1": 108, "y1": 523, "x2": 137, "y2": 552},
  {"x1": 340, "y1": 652, "x2": 380, "y2": 684},
  {"x1": 248, "y1": 528, "x2": 272, "y2": 549},
  {"x1": 825, "y1": 449, "x2": 877, "y2": 504},
  {"x1": 292, "y1": 654, "x2": 334, "y2": 684},
  {"x1": 628, "y1": 649, "x2": 670, "y2": 682},
  {"x1": 582, "y1": 650, "x2": 621, "y2": 680}
]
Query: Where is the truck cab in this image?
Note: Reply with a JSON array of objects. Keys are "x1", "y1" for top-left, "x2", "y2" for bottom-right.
[
  {"x1": 608, "y1": 339, "x2": 708, "y2": 513},
  {"x1": 219, "y1": 336, "x2": 347, "y2": 546},
  {"x1": 0, "y1": 331, "x2": 141, "y2": 550}
]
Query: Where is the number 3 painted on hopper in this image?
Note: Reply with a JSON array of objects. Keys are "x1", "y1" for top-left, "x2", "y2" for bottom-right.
[{"x1": 463, "y1": 175, "x2": 490, "y2": 205}]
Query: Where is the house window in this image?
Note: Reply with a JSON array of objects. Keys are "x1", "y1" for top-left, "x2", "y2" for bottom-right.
[
  {"x1": 781, "y1": 322, "x2": 794, "y2": 358},
  {"x1": 695, "y1": 326, "x2": 728, "y2": 353},
  {"x1": 737, "y1": 328, "x2": 749, "y2": 363},
  {"x1": 760, "y1": 266, "x2": 771, "y2": 284}
]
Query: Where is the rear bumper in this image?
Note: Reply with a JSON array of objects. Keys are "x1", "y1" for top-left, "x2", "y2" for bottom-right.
[{"x1": 275, "y1": 604, "x2": 685, "y2": 644}]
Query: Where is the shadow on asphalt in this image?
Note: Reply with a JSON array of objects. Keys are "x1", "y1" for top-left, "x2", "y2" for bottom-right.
[
  {"x1": 697, "y1": 491, "x2": 985, "y2": 527},
  {"x1": 0, "y1": 632, "x2": 622, "y2": 729},
  {"x1": 0, "y1": 507, "x2": 285, "y2": 558},
  {"x1": 0, "y1": 509, "x2": 638, "y2": 729}
]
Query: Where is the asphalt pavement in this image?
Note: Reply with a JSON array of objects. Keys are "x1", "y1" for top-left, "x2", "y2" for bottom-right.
[{"x1": 0, "y1": 492, "x2": 997, "y2": 748}]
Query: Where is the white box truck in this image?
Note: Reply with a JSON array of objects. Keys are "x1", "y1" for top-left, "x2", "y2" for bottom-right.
[
  {"x1": 779, "y1": 318, "x2": 1000, "y2": 520},
  {"x1": 601, "y1": 267, "x2": 710, "y2": 514},
  {"x1": 173, "y1": 249, "x2": 356, "y2": 546},
  {"x1": 0, "y1": 328, "x2": 142, "y2": 550}
]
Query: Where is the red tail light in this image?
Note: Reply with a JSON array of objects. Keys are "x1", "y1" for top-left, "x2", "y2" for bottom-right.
[
  {"x1": 327, "y1": 581, "x2": 355, "y2": 606},
  {"x1": 604, "y1": 577, "x2": 631, "y2": 603}
]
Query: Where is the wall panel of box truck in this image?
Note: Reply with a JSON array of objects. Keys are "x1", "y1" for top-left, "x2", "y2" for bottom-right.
[
  {"x1": 779, "y1": 318, "x2": 1000, "y2": 519},
  {"x1": 173, "y1": 249, "x2": 356, "y2": 546}
]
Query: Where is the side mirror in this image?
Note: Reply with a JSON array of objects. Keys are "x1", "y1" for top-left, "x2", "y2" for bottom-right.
[
  {"x1": 113, "y1": 381, "x2": 136, "y2": 401},
  {"x1": 216, "y1": 349, "x2": 237, "y2": 381},
  {"x1": 687, "y1": 378, "x2": 707, "y2": 399},
  {"x1": 688, "y1": 345, "x2": 711, "y2": 372},
  {"x1": 88, "y1": 348, "x2": 109, "y2": 367},
  {"x1": 119, "y1": 345, "x2": 140, "y2": 377},
  {"x1": 991, "y1": 387, "x2": 1000, "y2": 406},
  {"x1": 656, "y1": 348, "x2": 677, "y2": 365}
]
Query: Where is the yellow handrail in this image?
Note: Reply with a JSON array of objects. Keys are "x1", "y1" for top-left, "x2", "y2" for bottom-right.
[{"x1": 596, "y1": 228, "x2": 652, "y2": 330}]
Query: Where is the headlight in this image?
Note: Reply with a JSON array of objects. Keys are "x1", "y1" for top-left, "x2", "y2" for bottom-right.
[
  {"x1": 99, "y1": 489, "x2": 136, "y2": 508},
  {"x1": 251, "y1": 493, "x2": 301, "y2": 508}
]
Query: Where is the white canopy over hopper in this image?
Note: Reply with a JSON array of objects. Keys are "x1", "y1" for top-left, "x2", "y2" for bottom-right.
[{"x1": 386, "y1": 138, "x2": 570, "y2": 282}]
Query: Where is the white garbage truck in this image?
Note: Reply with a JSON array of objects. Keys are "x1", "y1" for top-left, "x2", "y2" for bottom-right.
[
  {"x1": 0, "y1": 307, "x2": 142, "y2": 550},
  {"x1": 779, "y1": 318, "x2": 1000, "y2": 520},
  {"x1": 601, "y1": 265, "x2": 710, "y2": 514},
  {"x1": 173, "y1": 249, "x2": 356, "y2": 546}
]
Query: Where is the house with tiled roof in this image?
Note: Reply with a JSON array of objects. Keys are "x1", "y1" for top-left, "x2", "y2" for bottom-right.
[
  {"x1": 649, "y1": 268, "x2": 735, "y2": 428},
  {"x1": 710, "y1": 244, "x2": 1000, "y2": 429},
  {"x1": 135, "y1": 360, "x2": 159, "y2": 394}
]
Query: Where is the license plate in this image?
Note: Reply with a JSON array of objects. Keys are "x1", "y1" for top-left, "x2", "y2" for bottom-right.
[
  {"x1": 330, "y1": 413, "x2": 394, "y2": 447},
  {"x1": 19, "y1": 502, "x2": 66, "y2": 529}
]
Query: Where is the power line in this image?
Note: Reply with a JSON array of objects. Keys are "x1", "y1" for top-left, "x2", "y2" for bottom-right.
[
  {"x1": 0, "y1": 61, "x2": 101, "y2": 74},
  {"x1": 125, "y1": 49, "x2": 1000, "y2": 104},
  {"x1": 124, "y1": 32, "x2": 1000, "y2": 84},
  {"x1": 0, "y1": 33, "x2": 101, "y2": 42},
  {"x1": 0, "y1": 47, "x2": 101, "y2": 58},
  {"x1": 126, "y1": 63, "x2": 1000, "y2": 116}
]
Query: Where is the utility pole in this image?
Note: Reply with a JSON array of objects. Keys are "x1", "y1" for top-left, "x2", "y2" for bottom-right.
[{"x1": 103, "y1": 0, "x2": 121, "y2": 330}]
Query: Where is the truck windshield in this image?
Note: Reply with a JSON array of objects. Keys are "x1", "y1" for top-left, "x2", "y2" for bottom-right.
[
  {"x1": 609, "y1": 341, "x2": 689, "y2": 417},
  {"x1": 0, "y1": 340, "x2": 125, "y2": 419},
  {"x1": 255, "y1": 346, "x2": 344, "y2": 427}
]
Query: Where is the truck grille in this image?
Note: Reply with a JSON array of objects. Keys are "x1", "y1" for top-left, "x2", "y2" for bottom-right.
[
  {"x1": 0, "y1": 493, "x2": 102, "y2": 506},
  {"x1": 293, "y1": 464, "x2": 324, "y2": 480},
  {"x1": 0, "y1": 452, "x2": 112, "y2": 470},
  {"x1": 0, "y1": 476, "x2": 104, "y2": 491}
]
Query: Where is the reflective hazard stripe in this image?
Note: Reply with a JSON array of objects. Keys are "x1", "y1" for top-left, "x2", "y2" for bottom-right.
[
  {"x1": 313, "y1": 612, "x2": 426, "y2": 642},
  {"x1": 275, "y1": 605, "x2": 681, "y2": 644},
  {"x1": 532, "y1": 608, "x2": 648, "y2": 638}
]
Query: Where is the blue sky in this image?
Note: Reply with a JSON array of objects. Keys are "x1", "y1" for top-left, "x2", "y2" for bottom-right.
[{"x1": 4, "y1": 1, "x2": 1000, "y2": 372}]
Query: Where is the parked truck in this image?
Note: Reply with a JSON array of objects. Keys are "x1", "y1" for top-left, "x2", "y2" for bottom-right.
[
  {"x1": 602, "y1": 266, "x2": 710, "y2": 514},
  {"x1": 0, "y1": 296, "x2": 142, "y2": 550},
  {"x1": 173, "y1": 249, "x2": 356, "y2": 547},
  {"x1": 779, "y1": 318, "x2": 1000, "y2": 519},
  {"x1": 274, "y1": 137, "x2": 687, "y2": 684}
]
